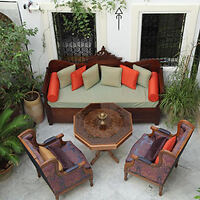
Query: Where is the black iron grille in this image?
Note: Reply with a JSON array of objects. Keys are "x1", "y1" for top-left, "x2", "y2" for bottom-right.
[
  {"x1": 52, "y1": 12, "x2": 96, "y2": 63},
  {"x1": 140, "y1": 13, "x2": 186, "y2": 66}
]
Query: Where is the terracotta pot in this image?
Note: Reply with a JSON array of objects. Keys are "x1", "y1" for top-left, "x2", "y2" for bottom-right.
[
  {"x1": 0, "y1": 162, "x2": 13, "y2": 180},
  {"x1": 24, "y1": 91, "x2": 44, "y2": 124}
]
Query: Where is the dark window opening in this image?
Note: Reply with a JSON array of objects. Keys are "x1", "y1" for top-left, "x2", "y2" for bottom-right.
[
  {"x1": 52, "y1": 12, "x2": 97, "y2": 63},
  {"x1": 140, "y1": 13, "x2": 186, "y2": 66}
]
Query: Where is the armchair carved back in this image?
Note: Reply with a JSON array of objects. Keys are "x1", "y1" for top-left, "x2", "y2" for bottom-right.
[{"x1": 172, "y1": 120, "x2": 195, "y2": 158}]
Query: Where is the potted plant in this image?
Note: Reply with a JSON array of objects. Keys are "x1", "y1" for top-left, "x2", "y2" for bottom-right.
[
  {"x1": 0, "y1": 108, "x2": 33, "y2": 177},
  {"x1": 24, "y1": 89, "x2": 44, "y2": 124},
  {"x1": 160, "y1": 43, "x2": 200, "y2": 126},
  {"x1": 0, "y1": 16, "x2": 42, "y2": 117}
]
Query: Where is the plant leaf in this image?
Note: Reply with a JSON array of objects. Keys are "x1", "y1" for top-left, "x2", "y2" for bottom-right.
[
  {"x1": 0, "y1": 115, "x2": 29, "y2": 138},
  {"x1": 0, "y1": 108, "x2": 13, "y2": 132},
  {"x1": 3, "y1": 137, "x2": 24, "y2": 154}
]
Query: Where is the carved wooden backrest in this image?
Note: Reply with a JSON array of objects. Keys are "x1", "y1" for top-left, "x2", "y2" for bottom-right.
[{"x1": 172, "y1": 120, "x2": 195, "y2": 157}]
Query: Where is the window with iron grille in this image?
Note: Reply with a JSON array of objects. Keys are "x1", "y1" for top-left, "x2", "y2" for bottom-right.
[
  {"x1": 140, "y1": 13, "x2": 186, "y2": 66},
  {"x1": 52, "y1": 12, "x2": 97, "y2": 63}
]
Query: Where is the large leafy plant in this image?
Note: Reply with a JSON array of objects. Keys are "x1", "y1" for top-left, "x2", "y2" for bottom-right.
[
  {"x1": 160, "y1": 43, "x2": 200, "y2": 126},
  {"x1": 0, "y1": 108, "x2": 33, "y2": 167},
  {"x1": 0, "y1": 19, "x2": 41, "y2": 110}
]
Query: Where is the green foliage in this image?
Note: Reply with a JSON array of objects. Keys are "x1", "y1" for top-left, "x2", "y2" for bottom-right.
[
  {"x1": 0, "y1": 19, "x2": 42, "y2": 110},
  {"x1": 194, "y1": 188, "x2": 200, "y2": 199},
  {"x1": 160, "y1": 55, "x2": 200, "y2": 126},
  {"x1": 0, "y1": 108, "x2": 33, "y2": 166},
  {"x1": 54, "y1": 0, "x2": 126, "y2": 38}
]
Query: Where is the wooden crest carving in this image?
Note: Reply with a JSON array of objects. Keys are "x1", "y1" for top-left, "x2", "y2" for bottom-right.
[{"x1": 85, "y1": 46, "x2": 122, "y2": 66}]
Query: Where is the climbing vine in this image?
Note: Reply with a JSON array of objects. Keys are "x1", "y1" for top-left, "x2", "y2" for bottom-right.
[{"x1": 53, "y1": 0, "x2": 126, "y2": 38}]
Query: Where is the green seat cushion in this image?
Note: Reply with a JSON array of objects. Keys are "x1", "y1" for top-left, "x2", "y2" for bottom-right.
[
  {"x1": 100, "y1": 66, "x2": 122, "y2": 87},
  {"x1": 48, "y1": 83, "x2": 159, "y2": 108},
  {"x1": 82, "y1": 64, "x2": 100, "y2": 90},
  {"x1": 57, "y1": 64, "x2": 75, "y2": 88},
  {"x1": 133, "y1": 65, "x2": 151, "y2": 88}
]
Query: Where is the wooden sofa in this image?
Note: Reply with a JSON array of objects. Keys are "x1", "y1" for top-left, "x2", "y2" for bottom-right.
[{"x1": 42, "y1": 47, "x2": 164, "y2": 125}]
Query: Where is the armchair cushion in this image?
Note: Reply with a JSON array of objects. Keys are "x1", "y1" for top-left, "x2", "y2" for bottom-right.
[
  {"x1": 48, "y1": 145, "x2": 74, "y2": 170},
  {"x1": 144, "y1": 136, "x2": 168, "y2": 162},
  {"x1": 61, "y1": 141, "x2": 90, "y2": 168},
  {"x1": 155, "y1": 136, "x2": 176, "y2": 164},
  {"x1": 39, "y1": 146, "x2": 63, "y2": 171}
]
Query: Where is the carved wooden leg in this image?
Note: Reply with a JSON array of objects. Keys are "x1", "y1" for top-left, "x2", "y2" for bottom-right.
[
  {"x1": 90, "y1": 151, "x2": 101, "y2": 165},
  {"x1": 89, "y1": 168, "x2": 93, "y2": 186},
  {"x1": 37, "y1": 168, "x2": 41, "y2": 178},
  {"x1": 124, "y1": 171, "x2": 128, "y2": 181},
  {"x1": 55, "y1": 195, "x2": 59, "y2": 200},
  {"x1": 108, "y1": 150, "x2": 119, "y2": 163},
  {"x1": 159, "y1": 185, "x2": 163, "y2": 196}
]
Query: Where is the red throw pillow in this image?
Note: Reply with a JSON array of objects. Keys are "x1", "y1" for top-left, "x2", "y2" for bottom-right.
[
  {"x1": 120, "y1": 65, "x2": 139, "y2": 89},
  {"x1": 47, "y1": 72, "x2": 60, "y2": 102},
  {"x1": 155, "y1": 136, "x2": 176, "y2": 164},
  {"x1": 71, "y1": 65, "x2": 86, "y2": 91},
  {"x1": 148, "y1": 72, "x2": 159, "y2": 102}
]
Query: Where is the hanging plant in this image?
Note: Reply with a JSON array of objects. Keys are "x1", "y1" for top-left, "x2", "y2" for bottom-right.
[{"x1": 53, "y1": 0, "x2": 127, "y2": 38}]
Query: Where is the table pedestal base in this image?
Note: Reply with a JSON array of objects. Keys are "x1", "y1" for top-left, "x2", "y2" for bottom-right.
[{"x1": 90, "y1": 150, "x2": 119, "y2": 165}]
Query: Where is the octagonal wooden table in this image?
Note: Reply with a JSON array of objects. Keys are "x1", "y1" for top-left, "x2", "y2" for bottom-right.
[{"x1": 74, "y1": 103, "x2": 133, "y2": 165}]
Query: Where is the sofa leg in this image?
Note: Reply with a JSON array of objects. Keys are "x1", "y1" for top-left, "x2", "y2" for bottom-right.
[
  {"x1": 124, "y1": 171, "x2": 128, "y2": 181},
  {"x1": 175, "y1": 161, "x2": 178, "y2": 168},
  {"x1": 55, "y1": 195, "x2": 59, "y2": 200},
  {"x1": 159, "y1": 185, "x2": 163, "y2": 196}
]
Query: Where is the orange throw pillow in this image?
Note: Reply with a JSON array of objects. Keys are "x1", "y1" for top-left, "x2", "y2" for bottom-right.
[
  {"x1": 148, "y1": 72, "x2": 159, "y2": 102},
  {"x1": 155, "y1": 136, "x2": 176, "y2": 164},
  {"x1": 47, "y1": 72, "x2": 60, "y2": 102},
  {"x1": 120, "y1": 65, "x2": 139, "y2": 89},
  {"x1": 71, "y1": 65, "x2": 86, "y2": 91}
]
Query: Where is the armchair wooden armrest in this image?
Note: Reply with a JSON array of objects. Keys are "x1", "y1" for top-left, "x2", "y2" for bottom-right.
[
  {"x1": 150, "y1": 126, "x2": 172, "y2": 137},
  {"x1": 42, "y1": 159, "x2": 87, "y2": 176},
  {"x1": 153, "y1": 150, "x2": 176, "y2": 168},
  {"x1": 65, "y1": 161, "x2": 86, "y2": 173},
  {"x1": 41, "y1": 133, "x2": 65, "y2": 147}
]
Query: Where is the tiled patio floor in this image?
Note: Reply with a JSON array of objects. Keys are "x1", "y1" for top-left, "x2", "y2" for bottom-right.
[{"x1": 0, "y1": 117, "x2": 200, "y2": 200}]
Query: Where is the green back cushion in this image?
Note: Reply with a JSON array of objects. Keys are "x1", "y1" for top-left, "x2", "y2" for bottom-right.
[
  {"x1": 100, "y1": 66, "x2": 122, "y2": 87},
  {"x1": 133, "y1": 64, "x2": 151, "y2": 88},
  {"x1": 82, "y1": 64, "x2": 100, "y2": 90},
  {"x1": 57, "y1": 64, "x2": 76, "y2": 88}
]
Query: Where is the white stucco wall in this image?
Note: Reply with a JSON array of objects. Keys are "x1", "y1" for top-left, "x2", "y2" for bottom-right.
[{"x1": 1, "y1": 0, "x2": 200, "y2": 84}]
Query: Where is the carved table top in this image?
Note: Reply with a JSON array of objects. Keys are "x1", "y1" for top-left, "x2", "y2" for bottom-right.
[{"x1": 74, "y1": 103, "x2": 133, "y2": 150}]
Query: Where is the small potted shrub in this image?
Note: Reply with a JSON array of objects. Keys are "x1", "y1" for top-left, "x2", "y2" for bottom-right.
[{"x1": 0, "y1": 16, "x2": 43, "y2": 122}]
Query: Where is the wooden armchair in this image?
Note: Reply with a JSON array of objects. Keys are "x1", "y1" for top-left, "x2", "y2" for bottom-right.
[
  {"x1": 18, "y1": 129, "x2": 93, "y2": 200},
  {"x1": 124, "y1": 120, "x2": 194, "y2": 195}
]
